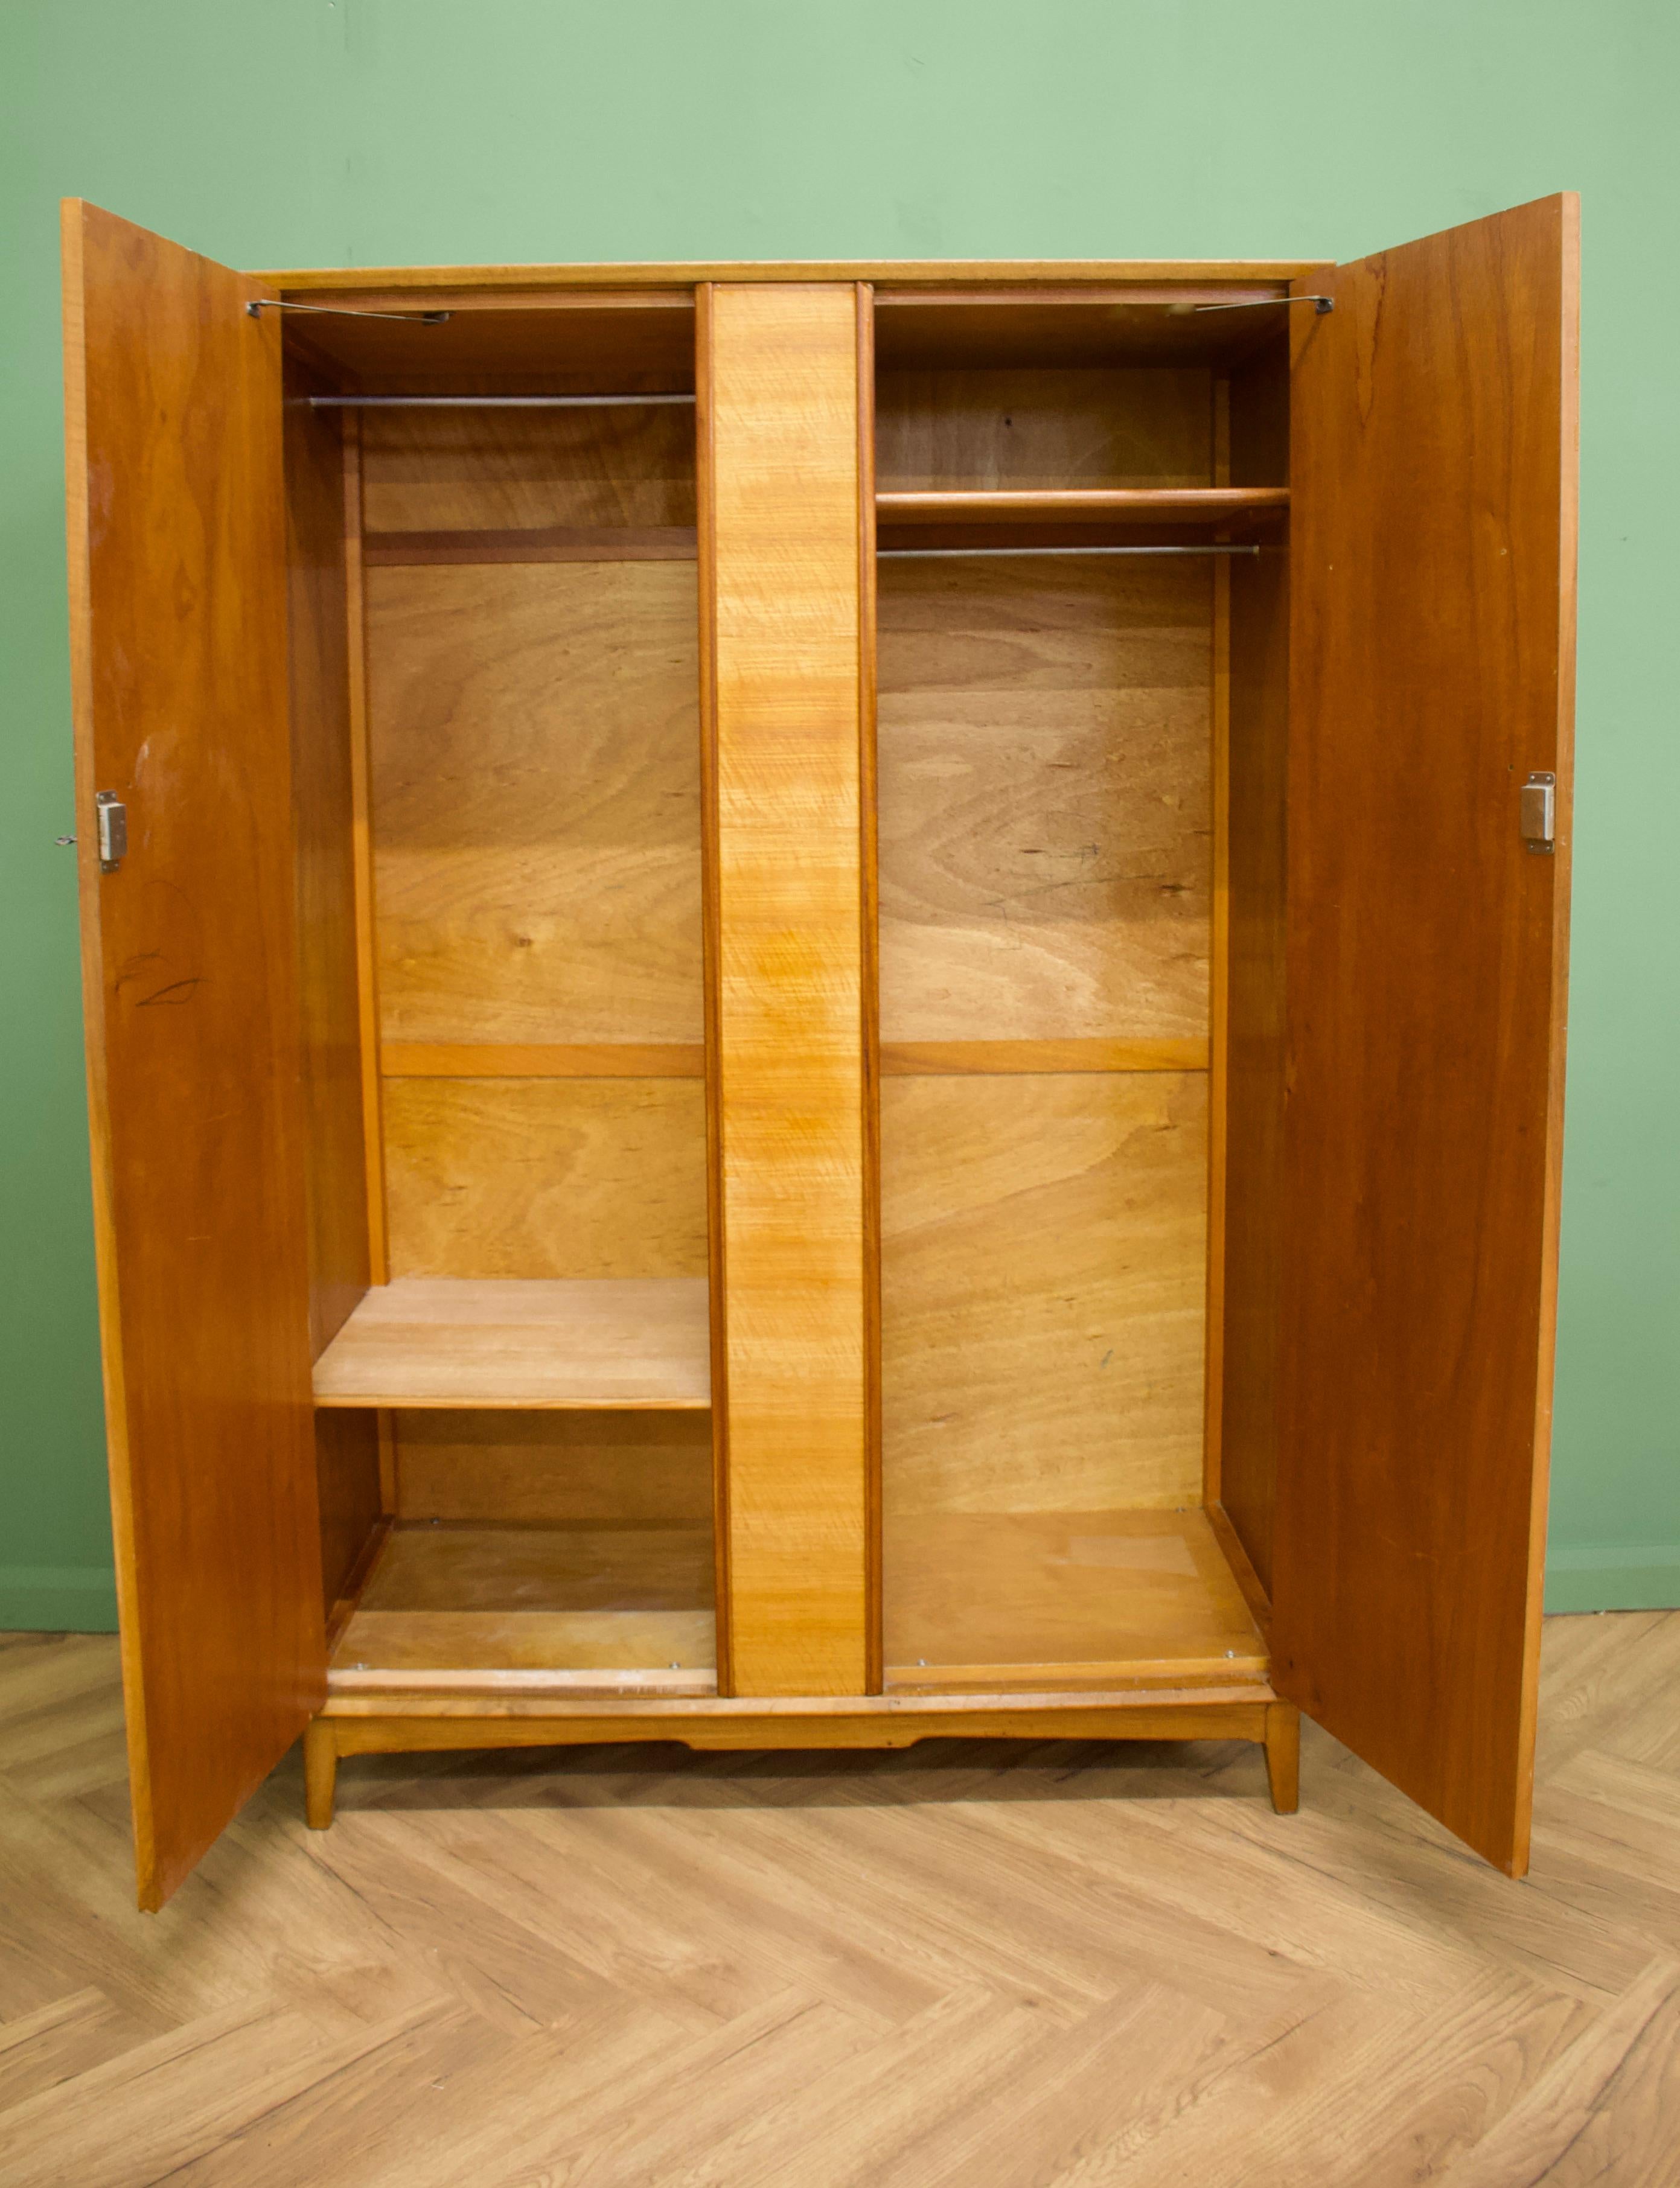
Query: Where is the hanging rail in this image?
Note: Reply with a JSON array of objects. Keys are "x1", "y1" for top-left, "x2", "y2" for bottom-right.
[
  {"x1": 1194, "y1": 295, "x2": 1332, "y2": 314},
  {"x1": 877, "y1": 543, "x2": 1262, "y2": 559},
  {"x1": 248, "y1": 299, "x2": 452, "y2": 324}
]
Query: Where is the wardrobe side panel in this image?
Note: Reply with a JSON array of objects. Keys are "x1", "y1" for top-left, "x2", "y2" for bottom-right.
[
  {"x1": 703, "y1": 284, "x2": 870, "y2": 1697},
  {"x1": 1218, "y1": 547, "x2": 1289, "y2": 1596},
  {"x1": 285, "y1": 368, "x2": 385, "y2": 1618},
  {"x1": 286, "y1": 371, "x2": 371, "y2": 1355}
]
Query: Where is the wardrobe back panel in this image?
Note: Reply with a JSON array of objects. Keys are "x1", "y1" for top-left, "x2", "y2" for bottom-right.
[
  {"x1": 878, "y1": 548, "x2": 1213, "y2": 1522},
  {"x1": 382, "y1": 1076, "x2": 707, "y2": 1279},
  {"x1": 368, "y1": 560, "x2": 702, "y2": 1047},
  {"x1": 877, "y1": 555, "x2": 1212, "y2": 1045},
  {"x1": 883, "y1": 1071, "x2": 1207, "y2": 1514},
  {"x1": 394, "y1": 1409, "x2": 714, "y2": 1526},
  {"x1": 360, "y1": 406, "x2": 696, "y2": 535},
  {"x1": 876, "y1": 368, "x2": 1212, "y2": 490}
]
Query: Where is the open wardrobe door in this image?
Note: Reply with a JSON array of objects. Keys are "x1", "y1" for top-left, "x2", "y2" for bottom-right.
[
  {"x1": 63, "y1": 200, "x2": 322, "y2": 1907},
  {"x1": 1274, "y1": 194, "x2": 1579, "y2": 1873}
]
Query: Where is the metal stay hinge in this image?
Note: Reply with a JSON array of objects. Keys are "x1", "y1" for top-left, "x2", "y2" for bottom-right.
[
  {"x1": 95, "y1": 792, "x2": 127, "y2": 872},
  {"x1": 1520, "y1": 773, "x2": 1556, "y2": 854}
]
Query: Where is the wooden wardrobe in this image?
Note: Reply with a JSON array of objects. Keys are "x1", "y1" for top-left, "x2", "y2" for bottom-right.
[{"x1": 62, "y1": 194, "x2": 1578, "y2": 1910}]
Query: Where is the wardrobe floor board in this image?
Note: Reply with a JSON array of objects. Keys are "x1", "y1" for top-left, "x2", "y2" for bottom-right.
[
  {"x1": 884, "y1": 1505, "x2": 1266, "y2": 1691},
  {"x1": 328, "y1": 1520, "x2": 717, "y2": 1692}
]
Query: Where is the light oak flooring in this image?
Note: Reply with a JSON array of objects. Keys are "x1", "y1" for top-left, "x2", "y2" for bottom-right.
[{"x1": 1, "y1": 1612, "x2": 1676, "y2": 2186}]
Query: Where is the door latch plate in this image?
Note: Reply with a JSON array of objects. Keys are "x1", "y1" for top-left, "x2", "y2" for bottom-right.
[
  {"x1": 95, "y1": 791, "x2": 127, "y2": 872},
  {"x1": 1520, "y1": 773, "x2": 1555, "y2": 854}
]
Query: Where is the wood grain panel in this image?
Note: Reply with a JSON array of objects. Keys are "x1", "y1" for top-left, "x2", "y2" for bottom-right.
[
  {"x1": 321, "y1": 1695, "x2": 1273, "y2": 1754},
  {"x1": 703, "y1": 284, "x2": 869, "y2": 1697},
  {"x1": 882, "y1": 1073, "x2": 1207, "y2": 1517},
  {"x1": 284, "y1": 369, "x2": 370, "y2": 1363},
  {"x1": 877, "y1": 553, "x2": 1211, "y2": 1043},
  {"x1": 367, "y1": 560, "x2": 701, "y2": 1045},
  {"x1": 359, "y1": 405, "x2": 694, "y2": 533},
  {"x1": 696, "y1": 292, "x2": 732, "y2": 1691},
  {"x1": 286, "y1": 383, "x2": 387, "y2": 1657},
  {"x1": 884, "y1": 1508, "x2": 1263, "y2": 1685},
  {"x1": 875, "y1": 369, "x2": 1210, "y2": 489},
  {"x1": 312, "y1": 1277, "x2": 711, "y2": 1409},
  {"x1": 1203, "y1": 530, "x2": 1231, "y2": 1507},
  {"x1": 395, "y1": 1409, "x2": 714, "y2": 1525},
  {"x1": 858, "y1": 287, "x2": 884, "y2": 1697},
  {"x1": 1229, "y1": 335, "x2": 1291, "y2": 488},
  {"x1": 313, "y1": 1411, "x2": 383, "y2": 1626},
  {"x1": 1219, "y1": 547, "x2": 1289, "y2": 1597},
  {"x1": 343, "y1": 422, "x2": 389, "y2": 1283},
  {"x1": 382, "y1": 1077, "x2": 707, "y2": 1280},
  {"x1": 62, "y1": 200, "x2": 322, "y2": 1909},
  {"x1": 1275, "y1": 195, "x2": 1579, "y2": 1876}
]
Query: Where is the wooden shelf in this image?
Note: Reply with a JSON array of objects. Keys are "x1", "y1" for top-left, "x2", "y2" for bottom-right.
[
  {"x1": 328, "y1": 1520, "x2": 716, "y2": 1695},
  {"x1": 883, "y1": 1507, "x2": 1266, "y2": 1692},
  {"x1": 876, "y1": 486, "x2": 1288, "y2": 527},
  {"x1": 313, "y1": 1277, "x2": 711, "y2": 1411}
]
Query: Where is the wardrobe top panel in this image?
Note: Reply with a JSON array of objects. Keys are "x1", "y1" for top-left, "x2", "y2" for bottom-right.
[
  {"x1": 269, "y1": 267, "x2": 1332, "y2": 384},
  {"x1": 254, "y1": 257, "x2": 1332, "y2": 293}
]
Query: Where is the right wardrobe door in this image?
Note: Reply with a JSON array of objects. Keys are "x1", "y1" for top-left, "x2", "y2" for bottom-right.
[{"x1": 1274, "y1": 193, "x2": 1579, "y2": 1874}]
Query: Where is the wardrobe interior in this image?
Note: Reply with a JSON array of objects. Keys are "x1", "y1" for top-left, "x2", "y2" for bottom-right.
[{"x1": 279, "y1": 286, "x2": 1295, "y2": 1698}]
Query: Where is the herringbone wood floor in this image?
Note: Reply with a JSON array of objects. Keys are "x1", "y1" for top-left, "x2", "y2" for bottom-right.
[{"x1": 0, "y1": 1614, "x2": 1676, "y2": 2187}]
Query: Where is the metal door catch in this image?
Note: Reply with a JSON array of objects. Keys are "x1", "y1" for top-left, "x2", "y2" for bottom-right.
[
  {"x1": 95, "y1": 792, "x2": 127, "y2": 872},
  {"x1": 1520, "y1": 773, "x2": 1555, "y2": 853}
]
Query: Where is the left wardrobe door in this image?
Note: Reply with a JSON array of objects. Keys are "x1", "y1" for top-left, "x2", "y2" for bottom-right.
[{"x1": 63, "y1": 200, "x2": 322, "y2": 1909}]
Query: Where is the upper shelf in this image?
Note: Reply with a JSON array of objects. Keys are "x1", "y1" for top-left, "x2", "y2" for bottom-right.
[
  {"x1": 875, "y1": 487, "x2": 1288, "y2": 527},
  {"x1": 313, "y1": 1277, "x2": 711, "y2": 1411}
]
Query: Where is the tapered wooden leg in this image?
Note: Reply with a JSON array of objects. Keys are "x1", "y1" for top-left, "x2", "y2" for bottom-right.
[
  {"x1": 304, "y1": 1717, "x2": 337, "y2": 1830},
  {"x1": 1264, "y1": 1701, "x2": 1300, "y2": 1814}
]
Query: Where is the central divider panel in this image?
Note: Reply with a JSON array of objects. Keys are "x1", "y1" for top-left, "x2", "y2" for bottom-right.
[{"x1": 701, "y1": 283, "x2": 875, "y2": 1698}]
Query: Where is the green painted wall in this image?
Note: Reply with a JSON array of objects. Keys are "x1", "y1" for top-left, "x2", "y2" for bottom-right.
[{"x1": 2, "y1": 1, "x2": 1675, "y2": 1628}]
